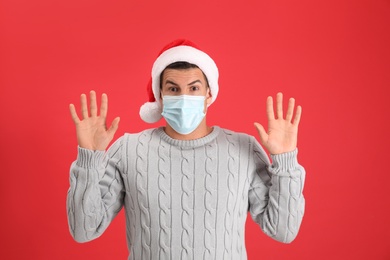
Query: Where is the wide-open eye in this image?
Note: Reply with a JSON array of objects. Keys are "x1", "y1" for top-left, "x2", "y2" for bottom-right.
[
  {"x1": 168, "y1": 86, "x2": 179, "y2": 92},
  {"x1": 190, "y1": 86, "x2": 200, "y2": 92}
]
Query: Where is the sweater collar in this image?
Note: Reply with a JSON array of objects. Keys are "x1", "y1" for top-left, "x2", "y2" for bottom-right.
[{"x1": 157, "y1": 126, "x2": 220, "y2": 149}]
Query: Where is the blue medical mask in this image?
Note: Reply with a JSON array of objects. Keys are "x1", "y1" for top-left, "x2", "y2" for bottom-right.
[{"x1": 161, "y1": 95, "x2": 206, "y2": 135}]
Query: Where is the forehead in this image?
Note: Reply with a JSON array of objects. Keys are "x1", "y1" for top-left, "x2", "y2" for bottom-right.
[{"x1": 162, "y1": 68, "x2": 206, "y2": 83}]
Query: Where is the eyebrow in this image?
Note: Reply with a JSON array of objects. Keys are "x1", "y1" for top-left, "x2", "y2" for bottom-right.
[{"x1": 164, "y1": 80, "x2": 203, "y2": 87}]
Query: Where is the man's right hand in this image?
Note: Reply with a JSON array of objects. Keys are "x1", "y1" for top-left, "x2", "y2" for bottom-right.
[{"x1": 69, "y1": 90, "x2": 120, "y2": 151}]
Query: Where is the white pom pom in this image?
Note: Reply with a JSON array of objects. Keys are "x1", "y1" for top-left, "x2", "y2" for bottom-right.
[{"x1": 139, "y1": 102, "x2": 162, "y2": 123}]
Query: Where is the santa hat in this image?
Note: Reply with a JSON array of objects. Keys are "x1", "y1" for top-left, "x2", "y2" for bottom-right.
[{"x1": 139, "y1": 39, "x2": 219, "y2": 123}]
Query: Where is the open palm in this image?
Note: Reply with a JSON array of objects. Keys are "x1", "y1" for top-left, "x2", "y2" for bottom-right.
[
  {"x1": 69, "y1": 91, "x2": 120, "y2": 151},
  {"x1": 255, "y1": 93, "x2": 302, "y2": 155}
]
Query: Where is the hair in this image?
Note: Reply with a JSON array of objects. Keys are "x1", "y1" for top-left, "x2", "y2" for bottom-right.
[{"x1": 159, "y1": 61, "x2": 210, "y2": 89}]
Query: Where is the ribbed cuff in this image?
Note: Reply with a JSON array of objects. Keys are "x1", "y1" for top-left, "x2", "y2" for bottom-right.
[
  {"x1": 75, "y1": 147, "x2": 105, "y2": 169},
  {"x1": 270, "y1": 149, "x2": 300, "y2": 177}
]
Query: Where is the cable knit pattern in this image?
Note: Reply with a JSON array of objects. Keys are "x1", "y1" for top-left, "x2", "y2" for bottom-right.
[
  {"x1": 67, "y1": 126, "x2": 306, "y2": 260},
  {"x1": 235, "y1": 134, "x2": 249, "y2": 259},
  {"x1": 203, "y1": 142, "x2": 218, "y2": 260},
  {"x1": 180, "y1": 148, "x2": 195, "y2": 259},
  {"x1": 223, "y1": 130, "x2": 239, "y2": 260},
  {"x1": 136, "y1": 132, "x2": 152, "y2": 259},
  {"x1": 157, "y1": 138, "x2": 171, "y2": 259},
  {"x1": 124, "y1": 137, "x2": 136, "y2": 255}
]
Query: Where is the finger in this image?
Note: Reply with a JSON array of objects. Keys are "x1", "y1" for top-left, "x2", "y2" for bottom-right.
[
  {"x1": 254, "y1": 122, "x2": 268, "y2": 146},
  {"x1": 69, "y1": 104, "x2": 81, "y2": 124},
  {"x1": 100, "y1": 93, "x2": 108, "y2": 118},
  {"x1": 89, "y1": 90, "x2": 97, "y2": 117},
  {"x1": 285, "y1": 97, "x2": 295, "y2": 122},
  {"x1": 293, "y1": 105, "x2": 302, "y2": 126},
  {"x1": 80, "y1": 94, "x2": 89, "y2": 119},
  {"x1": 107, "y1": 117, "x2": 120, "y2": 137},
  {"x1": 276, "y1": 92, "x2": 283, "y2": 119},
  {"x1": 266, "y1": 96, "x2": 275, "y2": 121}
]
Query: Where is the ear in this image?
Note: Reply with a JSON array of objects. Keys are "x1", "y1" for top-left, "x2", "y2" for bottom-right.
[
  {"x1": 159, "y1": 87, "x2": 163, "y2": 102},
  {"x1": 206, "y1": 88, "x2": 212, "y2": 105}
]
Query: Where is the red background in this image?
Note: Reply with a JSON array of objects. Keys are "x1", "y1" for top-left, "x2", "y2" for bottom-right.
[{"x1": 1, "y1": 0, "x2": 389, "y2": 259}]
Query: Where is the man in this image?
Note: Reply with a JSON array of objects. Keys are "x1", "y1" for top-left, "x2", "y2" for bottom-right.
[{"x1": 67, "y1": 39, "x2": 305, "y2": 260}]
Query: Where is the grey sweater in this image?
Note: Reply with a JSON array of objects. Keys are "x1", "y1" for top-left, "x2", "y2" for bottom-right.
[{"x1": 67, "y1": 126, "x2": 305, "y2": 260}]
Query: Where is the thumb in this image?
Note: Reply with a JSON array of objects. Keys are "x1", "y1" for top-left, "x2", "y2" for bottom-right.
[
  {"x1": 254, "y1": 122, "x2": 268, "y2": 145},
  {"x1": 107, "y1": 117, "x2": 120, "y2": 136}
]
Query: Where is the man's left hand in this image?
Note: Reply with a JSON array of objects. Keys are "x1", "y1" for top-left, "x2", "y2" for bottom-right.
[{"x1": 254, "y1": 92, "x2": 302, "y2": 155}]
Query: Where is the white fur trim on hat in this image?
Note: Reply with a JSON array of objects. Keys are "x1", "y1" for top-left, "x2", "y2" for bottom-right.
[{"x1": 139, "y1": 101, "x2": 162, "y2": 123}]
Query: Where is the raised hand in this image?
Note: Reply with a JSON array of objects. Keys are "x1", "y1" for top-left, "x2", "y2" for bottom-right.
[
  {"x1": 69, "y1": 90, "x2": 120, "y2": 151},
  {"x1": 254, "y1": 92, "x2": 302, "y2": 155}
]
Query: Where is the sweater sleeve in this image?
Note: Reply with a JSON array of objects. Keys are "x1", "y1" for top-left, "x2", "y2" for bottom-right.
[
  {"x1": 66, "y1": 137, "x2": 125, "y2": 243},
  {"x1": 248, "y1": 138, "x2": 305, "y2": 243}
]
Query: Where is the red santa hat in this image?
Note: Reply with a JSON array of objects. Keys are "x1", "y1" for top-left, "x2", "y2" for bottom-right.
[{"x1": 139, "y1": 39, "x2": 219, "y2": 123}]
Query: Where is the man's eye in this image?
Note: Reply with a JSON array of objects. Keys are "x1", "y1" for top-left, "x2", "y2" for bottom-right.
[
  {"x1": 191, "y1": 86, "x2": 199, "y2": 91},
  {"x1": 169, "y1": 87, "x2": 178, "y2": 92}
]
